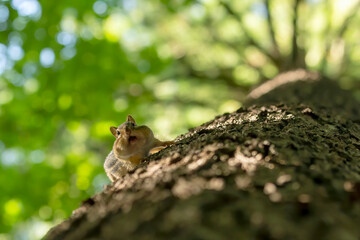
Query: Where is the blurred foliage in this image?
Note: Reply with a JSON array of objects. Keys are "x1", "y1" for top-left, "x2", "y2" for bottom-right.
[{"x1": 0, "y1": 0, "x2": 360, "y2": 238}]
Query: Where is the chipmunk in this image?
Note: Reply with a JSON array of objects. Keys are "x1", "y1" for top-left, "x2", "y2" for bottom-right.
[{"x1": 104, "y1": 115, "x2": 174, "y2": 182}]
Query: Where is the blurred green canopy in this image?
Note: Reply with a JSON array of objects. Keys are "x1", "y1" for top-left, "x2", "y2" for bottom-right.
[{"x1": 0, "y1": 0, "x2": 360, "y2": 239}]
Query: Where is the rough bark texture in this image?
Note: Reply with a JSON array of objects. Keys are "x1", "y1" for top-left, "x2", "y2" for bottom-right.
[{"x1": 45, "y1": 70, "x2": 360, "y2": 240}]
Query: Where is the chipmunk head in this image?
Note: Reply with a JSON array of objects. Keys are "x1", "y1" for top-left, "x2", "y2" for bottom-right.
[{"x1": 110, "y1": 115, "x2": 154, "y2": 158}]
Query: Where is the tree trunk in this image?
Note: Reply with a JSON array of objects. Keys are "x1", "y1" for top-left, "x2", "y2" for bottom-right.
[{"x1": 45, "y1": 69, "x2": 360, "y2": 240}]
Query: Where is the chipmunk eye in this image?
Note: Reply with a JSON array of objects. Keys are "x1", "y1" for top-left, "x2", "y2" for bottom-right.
[{"x1": 116, "y1": 130, "x2": 120, "y2": 135}]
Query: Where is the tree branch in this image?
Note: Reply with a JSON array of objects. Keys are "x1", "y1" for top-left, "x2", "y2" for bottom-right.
[
  {"x1": 206, "y1": 28, "x2": 268, "y2": 83},
  {"x1": 337, "y1": 1, "x2": 360, "y2": 38},
  {"x1": 219, "y1": 1, "x2": 280, "y2": 67},
  {"x1": 291, "y1": 0, "x2": 301, "y2": 67},
  {"x1": 265, "y1": 0, "x2": 280, "y2": 58},
  {"x1": 320, "y1": 0, "x2": 360, "y2": 73},
  {"x1": 185, "y1": 66, "x2": 250, "y2": 92}
]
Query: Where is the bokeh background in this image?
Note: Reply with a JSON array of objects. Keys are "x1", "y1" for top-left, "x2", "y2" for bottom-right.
[{"x1": 1, "y1": 0, "x2": 360, "y2": 239}]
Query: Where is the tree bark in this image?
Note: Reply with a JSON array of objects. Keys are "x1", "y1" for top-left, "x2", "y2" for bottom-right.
[{"x1": 45, "y1": 69, "x2": 360, "y2": 240}]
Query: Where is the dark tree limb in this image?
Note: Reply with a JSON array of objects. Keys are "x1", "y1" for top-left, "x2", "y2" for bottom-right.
[
  {"x1": 219, "y1": 1, "x2": 280, "y2": 67},
  {"x1": 265, "y1": 0, "x2": 281, "y2": 58},
  {"x1": 336, "y1": 1, "x2": 360, "y2": 39},
  {"x1": 320, "y1": 0, "x2": 360, "y2": 73},
  {"x1": 202, "y1": 17, "x2": 268, "y2": 85},
  {"x1": 209, "y1": 35, "x2": 268, "y2": 83},
  {"x1": 291, "y1": 0, "x2": 301, "y2": 67},
  {"x1": 185, "y1": 66, "x2": 249, "y2": 92}
]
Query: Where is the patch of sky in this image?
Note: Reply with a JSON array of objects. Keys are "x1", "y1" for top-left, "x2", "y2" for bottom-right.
[
  {"x1": 5, "y1": 70, "x2": 25, "y2": 87},
  {"x1": 11, "y1": 0, "x2": 42, "y2": 20},
  {"x1": 9, "y1": 32, "x2": 24, "y2": 46},
  {"x1": 0, "y1": 43, "x2": 7, "y2": 75},
  {"x1": 29, "y1": 149, "x2": 45, "y2": 164},
  {"x1": 60, "y1": 47, "x2": 76, "y2": 60},
  {"x1": 123, "y1": 0, "x2": 137, "y2": 11},
  {"x1": 39, "y1": 48, "x2": 55, "y2": 68},
  {"x1": 8, "y1": 44, "x2": 24, "y2": 61},
  {"x1": 22, "y1": 62, "x2": 37, "y2": 77},
  {"x1": 93, "y1": 1, "x2": 108, "y2": 16},
  {"x1": 250, "y1": 2, "x2": 268, "y2": 17},
  {"x1": 1, "y1": 148, "x2": 25, "y2": 167},
  {"x1": 0, "y1": 5, "x2": 10, "y2": 22},
  {"x1": 56, "y1": 31, "x2": 77, "y2": 47}
]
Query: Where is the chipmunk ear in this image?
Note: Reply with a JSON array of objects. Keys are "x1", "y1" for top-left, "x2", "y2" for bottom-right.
[
  {"x1": 127, "y1": 115, "x2": 136, "y2": 124},
  {"x1": 110, "y1": 126, "x2": 117, "y2": 137}
]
